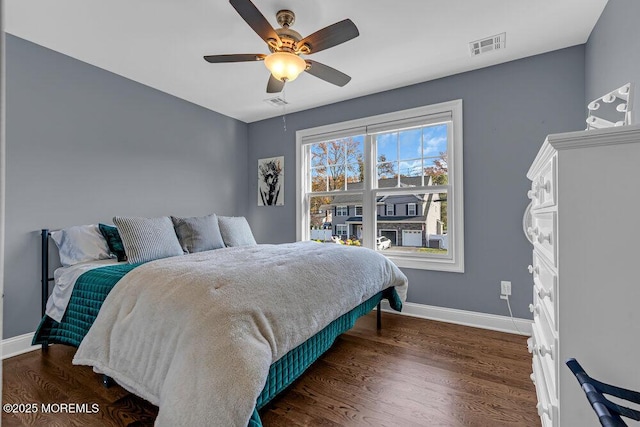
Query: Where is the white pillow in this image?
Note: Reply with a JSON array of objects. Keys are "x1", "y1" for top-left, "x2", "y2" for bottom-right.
[
  {"x1": 51, "y1": 224, "x2": 112, "y2": 267},
  {"x1": 217, "y1": 216, "x2": 257, "y2": 247}
]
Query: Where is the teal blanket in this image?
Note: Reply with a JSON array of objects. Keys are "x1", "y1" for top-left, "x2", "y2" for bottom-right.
[{"x1": 33, "y1": 263, "x2": 138, "y2": 347}]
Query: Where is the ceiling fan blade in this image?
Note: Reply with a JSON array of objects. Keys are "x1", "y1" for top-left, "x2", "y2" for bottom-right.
[
  {"x1": 297, "y1": 19, "x2": 359, "y2": 54},
  {"x1": 305, "y1": 60, "x2": 351, "y2": 87},
  {"x1": 267, "y1": 75, "x2": 285, "y2": 93},
  {"x1": 203, "y1": 54, "x2": 266, "y2": 63},
  {"x1": 229, "y1": 0, "x2": 281, "y2": 45}
]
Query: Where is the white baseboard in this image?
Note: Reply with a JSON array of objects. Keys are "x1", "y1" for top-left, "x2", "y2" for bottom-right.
[
  {"x1": 0, "y1": 303, "x2": 530, "y2": 360},
  {"x1": 380, "y1": 301, "x2": 532, "y2": 336},
  {"x1": 2, "y1": 332, "x2": 40, "y2": 360}
]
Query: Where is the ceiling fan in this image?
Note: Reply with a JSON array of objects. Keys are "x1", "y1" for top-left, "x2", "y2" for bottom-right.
[{"x1": 204, "y1": 0, "x2": 359, "y2": 93}]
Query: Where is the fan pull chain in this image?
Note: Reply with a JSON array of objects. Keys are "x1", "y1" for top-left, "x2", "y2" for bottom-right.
[{"x1": 281, "y1": 87, "x2": 287, "y2": 132}]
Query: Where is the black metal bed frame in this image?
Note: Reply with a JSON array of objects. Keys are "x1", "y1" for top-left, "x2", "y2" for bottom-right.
[{"x1": 40, "y1": 229, "x2": 53, "y2": 352}]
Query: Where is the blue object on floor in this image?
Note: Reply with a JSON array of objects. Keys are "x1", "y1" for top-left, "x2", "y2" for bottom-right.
[{"x1": 566, "y1": 358, "x2": 640, "y2": 427}]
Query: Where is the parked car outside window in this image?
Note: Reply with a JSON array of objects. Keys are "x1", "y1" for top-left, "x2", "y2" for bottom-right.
[{"x1": 376, "y1": 236, "x2": 391, "y2": 250}]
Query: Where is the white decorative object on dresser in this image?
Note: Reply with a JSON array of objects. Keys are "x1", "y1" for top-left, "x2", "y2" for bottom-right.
[{"x1": 525, "y1": 124, "x2": 640, "y2": 427}]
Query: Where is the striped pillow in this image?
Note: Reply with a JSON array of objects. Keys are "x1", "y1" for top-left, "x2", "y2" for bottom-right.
[{"x1": 113, "y1": 216, "x2": 183, "y2": 264}]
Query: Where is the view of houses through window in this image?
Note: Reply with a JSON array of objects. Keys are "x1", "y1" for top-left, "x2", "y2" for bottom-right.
[
  {"x1": 307, "y1": 124, "x2": 449, "y2": 255},
  {"x1": 298, "y1": 100, "x2": 464, "y2": 271}
]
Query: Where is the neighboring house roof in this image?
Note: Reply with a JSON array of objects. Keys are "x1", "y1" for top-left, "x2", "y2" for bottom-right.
[
  {"x1": 329, "y1": 194, "x2": 363, "y2": 205},
  {"x1": 378, "y1": 176, "x2": 429, "y2": 188},
  {"x1": 377, "y1": 194, "x2": 424, "y2": 204},
  {"x1": 345, "y1": 215, "x2": 428, "y2": 223},
  {"x1": 326, "y1": 176, "x2": 433, "y2": 206}
]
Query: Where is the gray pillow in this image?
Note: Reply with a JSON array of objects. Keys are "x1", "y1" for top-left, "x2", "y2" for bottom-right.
[
  {"x1": 113, "y1": 216, "x2": 183, "y2": 264},
  {"x1": 171, "y1": 214, "x2": 225, "y2": 254},
  {"x1": 217, "y1": 216, "x2": 257, "y2": 247}
]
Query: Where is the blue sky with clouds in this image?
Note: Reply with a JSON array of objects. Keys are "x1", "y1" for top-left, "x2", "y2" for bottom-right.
[
  {"x1": 377, "y1": 124, "x2": 447, "y2": 161},
  {"x1": 377, "y1": 124, "x2": 448, "y2": 178}
]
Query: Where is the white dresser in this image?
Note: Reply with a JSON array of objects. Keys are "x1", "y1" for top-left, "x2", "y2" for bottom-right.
[{"x1": 525, "y1": 125, "x2": 640, "y2": 427}]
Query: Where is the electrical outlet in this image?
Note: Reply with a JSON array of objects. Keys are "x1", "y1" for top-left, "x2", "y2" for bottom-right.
[{"x1": 500, "y1": 281, "x2": 512, "y2": 296}]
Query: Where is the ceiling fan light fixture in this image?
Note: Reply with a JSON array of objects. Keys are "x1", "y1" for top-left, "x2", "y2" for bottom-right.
[
  {"x1": 204, "y1": 0, "x2": 359, "y2": 92},
  {"x1": 264, "y1": 52, "x2": 306, "y2": 82}
]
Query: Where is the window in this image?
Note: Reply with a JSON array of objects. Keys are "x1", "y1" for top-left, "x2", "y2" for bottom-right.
[
  {"x1": 386, "y1": 204, "x2": 394, "y2": 216},
  {"x1": 297, "y1": 100, "x2": 464, "y2": 272}
]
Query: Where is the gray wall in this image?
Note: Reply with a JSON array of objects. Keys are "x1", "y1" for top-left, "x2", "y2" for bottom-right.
[
  {"x1": 4, "y1": 35, "x2": 248, "y2": 338},
  {"x1": 586, "y1": 0, "x2": 640, "y2": 111},
  {"x1": 247, "y1": 47, "x2": 586, "y2": 319}
]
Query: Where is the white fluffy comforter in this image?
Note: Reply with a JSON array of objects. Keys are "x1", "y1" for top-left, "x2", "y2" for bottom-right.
[{"x1": 73, "y1": 242, "x2": 408, "y2": 426}]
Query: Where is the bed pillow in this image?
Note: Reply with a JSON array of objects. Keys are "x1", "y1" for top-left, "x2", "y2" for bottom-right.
[
  {"x1": 51, "y1": 224, "x2": 112, "y2": 267},
  {"x1": 217, "y1": 216, "x2": 257, "y2": 247},
  {"x1": 113, "y1": 216, "x2": 184, "y2": 264},
  {"x1": 171, "y1": 214, "x2": 225, "y2": 254},
  {"x1": 98, "y1": 223, "x2": 127, "y2": 262}
]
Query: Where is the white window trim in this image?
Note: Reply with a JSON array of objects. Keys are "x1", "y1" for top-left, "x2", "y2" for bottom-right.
[
  {"x1": 354, "y1": 205, "x2": 363, "y2": 216},
  {"x1": 336, "y1": 205, "x2": 348, "y2": 216},
  {"x1": 296, "y1": 100, "x2": 464, "y2": 273},
  {"x1": 407, "y1": 203, "x2": 417, "y2": 216},
  {"x1": 335, "y1": 224, "x2": 348, "y2": 236},
  {"x1": 386, "y1": 204, "x2": 394, "y2": 216}
]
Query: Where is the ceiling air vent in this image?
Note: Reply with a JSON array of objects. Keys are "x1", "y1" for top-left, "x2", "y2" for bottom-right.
[
  {"x1": 469, "y1": 32, "x2": 506, "y2": 56},
  {"x1": 264, "y1": 97, "x2": 289, "y2": 108}
]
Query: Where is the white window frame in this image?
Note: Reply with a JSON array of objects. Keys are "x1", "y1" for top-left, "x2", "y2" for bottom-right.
[
  {"x1": 407, "y1": 203, "x2": 417, "y2": 216},
  {"x1": 386, "y1": 204, "x2": 394, "y2": 216},
  {"x1": 335, "y1": 224, "x2": 348, "y2": 236},
  {"x1": 354, "y1": 205, "x2": 363, "y2": 216},
  {"x1": 296, "y1": 100, "x2": 464, "y2": 272},
  {"x1": 335, "y1": 206, "x2": 348, "y2": 216}
]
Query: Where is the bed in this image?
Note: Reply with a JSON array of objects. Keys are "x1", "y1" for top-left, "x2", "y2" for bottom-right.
[{"x1": 34, "y1": 223, "x2": 407, "y2": 426}]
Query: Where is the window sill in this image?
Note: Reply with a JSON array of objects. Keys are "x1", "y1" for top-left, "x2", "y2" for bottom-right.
[{"x1": 385, "y1": 253, "x2": 464, "y2": 273}]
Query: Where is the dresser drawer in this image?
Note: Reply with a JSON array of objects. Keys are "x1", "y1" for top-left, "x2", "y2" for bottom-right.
[
  {"x1": 534, "y1": 284, "x2": 556, "y2": 333},
  {"x1": 531, "y1": 353, "x2": 557, "y2": 427},
  {"x1": 530, "y1": 212, "x2": 557, "y2": 267},
  {"x1": 528, "y1": 155, "x2": 556, "y2": 210},
  {"x1": 530, "y1": 314, "x2": 558, "y2": 398},
  {"x1": 529, "y1": 252, "x2": 557, "y2": 330}
]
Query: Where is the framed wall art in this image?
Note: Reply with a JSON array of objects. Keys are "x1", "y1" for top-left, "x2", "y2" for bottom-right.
[{"x1": 258, "y1": 156, "x2": 284, "y2": 206}]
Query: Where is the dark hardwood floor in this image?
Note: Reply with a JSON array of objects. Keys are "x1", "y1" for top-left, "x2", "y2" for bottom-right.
[{"x1": 3, "y1": 312, "x2": 539, "y2": 426}]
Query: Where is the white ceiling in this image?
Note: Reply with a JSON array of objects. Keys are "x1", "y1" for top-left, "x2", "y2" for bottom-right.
[{"x1": 6, "y1": 0, "x2": 608, "y2": 123}]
